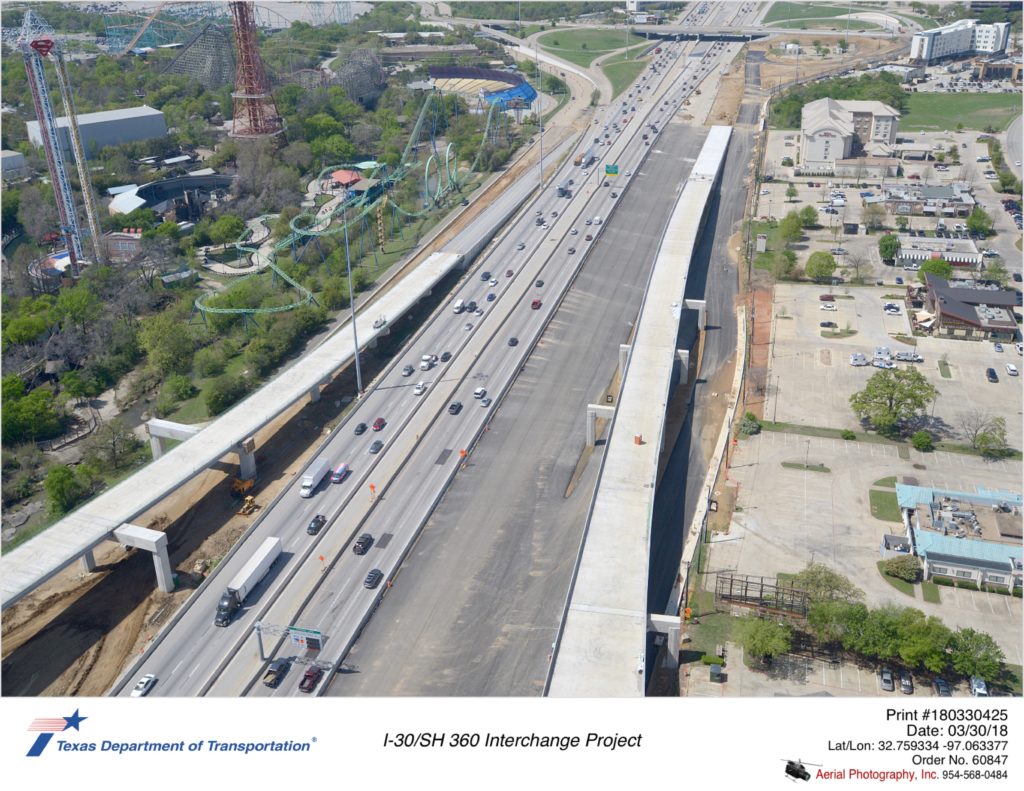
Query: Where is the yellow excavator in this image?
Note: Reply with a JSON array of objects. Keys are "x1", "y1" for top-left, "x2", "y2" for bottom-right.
[{"x1": 237, "y1": 495, "x2": 259, "y2": 516}]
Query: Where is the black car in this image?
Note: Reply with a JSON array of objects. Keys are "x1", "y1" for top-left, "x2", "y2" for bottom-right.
[
  {"x1": 508, "y1": 337, "x2": 519, "y2": 346},
  {"x1": 933, "y1": 678, "x2": 952, "y2": 697},
  {"x1": 307, "y1": 514, "x2": 327, "y2": 535},
  {"x1": 820, "y1": 321, "x2": 836, "y2": 328},
  {"x1": 535, "y1": 279, "x2": 544, "y2": 288},
  {"x1": 1013, "y1": 273, "x2": 1022, "y2": 283},
  {"x1": 354, "y1": 422, "x2": 368, "y2": 435},
  {"x1": 440, "y1": 351, "x2": 452, "y2": 362},
  {"x1": 369, "y1": 440, "x2": 383, "y2": 454},
  {"x1": 568, "y1": 247, "x2": 576, "y2": 254},
  {"x1": 986, "y1": 367, "x2": 999, "y2": 383},
  {"x1": 363, "y1": 569, "x2": 384, "y2": 589},
  {"x1": 466, "y1": 300, "x2": 477, "y2": 313},
  {"x1": 448, "y1": 401, "x2": 463, "y2": 415},
  {"x1": 353, "y1": 533, "x2": 374, "y2": 554},
  {"x1": 899, "y1": 669, "x2": 914, "y2": 695},
  {"x1": 480, "y1": 271, "x2": 491, "y2": 281}
]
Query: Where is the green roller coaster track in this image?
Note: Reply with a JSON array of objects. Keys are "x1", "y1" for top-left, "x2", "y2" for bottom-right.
[{"x1": 192, "y1": 94, "x2": 505, "y2": 325}]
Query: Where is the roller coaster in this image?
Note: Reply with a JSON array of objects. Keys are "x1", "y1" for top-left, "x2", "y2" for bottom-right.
[{"x1": 191, "y1": 92, "x2": 511, "y2": 326}]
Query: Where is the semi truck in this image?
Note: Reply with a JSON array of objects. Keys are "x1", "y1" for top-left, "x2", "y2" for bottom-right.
[
  {"x1": 299, "y1": 458, "x2": 331, "y2": 498},
  {"x1": 557, "y1": 177, "x2": 572, "y2": 198},
  {"x1": 214, "y1": 536, "x2": 282, "y2": 626},
  {"x1": 573, "y1": 147, "x2": 596, "y2": 168}
]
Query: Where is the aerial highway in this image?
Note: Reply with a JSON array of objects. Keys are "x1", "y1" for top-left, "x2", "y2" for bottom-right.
[{"x1": 118, "y1": 14, "x2": 752, "y2": 697}]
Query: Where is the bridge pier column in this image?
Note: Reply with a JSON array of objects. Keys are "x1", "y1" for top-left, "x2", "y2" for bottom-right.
[
  {"x1": 619, "y1": 343, "x2": 631, "y2": 374},
  {"x1": 146, "y1": 419, "x2": 202, "y2": 460},
  {"x1": 586, "y1": 404, "x2": 616, "y2": 447},
  {"x1": 236, "y1": 437, "x2": 257, "y2": 481},
  {"x1": 113, "y1": 524, "x2": 175, "y2": 594},
  {"x1": 79, "y1": 549, "x2": 96, "y2": 573},
  {"x1": 676, "y1": 349, "x2": 690, "y2": 385},
  {"x1": 308, "y1": 384, "x2": 321, "y2": 403},
  {"x1": 649, "y1": 613, "x2": 682, "y2": 672},
  {"x1": 685, "y1": 298, "x2": 707, "y2": 329}
]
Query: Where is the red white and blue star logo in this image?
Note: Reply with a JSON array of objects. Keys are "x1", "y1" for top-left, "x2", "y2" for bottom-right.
[{"x1": 26, "y1": 709, "x2": 87, "y2": 757}]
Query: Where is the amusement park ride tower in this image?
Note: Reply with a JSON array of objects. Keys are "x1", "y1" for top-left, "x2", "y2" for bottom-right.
[
  {"x1": 228, "y1": 1, "x2": 284, "y2": 141},
  {"x1": 7, "y1": 10, "x2": 105, "y2": 272}
]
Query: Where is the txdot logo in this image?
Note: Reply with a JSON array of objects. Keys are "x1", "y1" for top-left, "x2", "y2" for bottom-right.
[{"x1": 26, "y1": 709, "x2": 87, "y2": 757}]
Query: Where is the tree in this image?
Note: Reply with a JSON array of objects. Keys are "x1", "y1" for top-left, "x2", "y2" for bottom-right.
[
  {"x1": 878, "y1": 233, "x2": 899, "y2": 262},
  {"x1": 55, "y1": 286, "x2": 102, "y2": 331},
  {"x1": 949, "y1": 628, "x2": 1004, "y2": 682},
  {"x1": 807, "y1": 600, "x2": 861, "y2": 644},
  {"x1": 863, "y1": 203, "x2": 886, "y2": 231},
  {"x1": 86, "y1": 418, "x2": 141, "y2": 469},
  {"x1": 897, "y1": 608, "x2": 952, "y2": 673},
  {"x1": 965, "y1": 206, "x2": 993, "y2": 237},
  {"x1": 208, "y1": 214, "x2": 245, "y2": 245},
  {"x1": 44, "y1": 465, "x2": 85, "y2": 514},
  {"x1": 844, "y1": 250, "x2": 868, "y2": 283},
  {"x1": 911, "y1": 430, "x2": 934, "y2": 451},
  {"x1": 982, "y1": 258, "x2": 1008, "y2": 286},
  {"x1": 785, "y1": 183, "x2": 798, "y2": 202},
  {"x1": 805, "y1": 251, "x2": 837, "y2": 282},
  {"x1": 779, "y1": 210, "x2": 802, "y2": 245},
  {"x1": 918, "y1": 257, "x2": 953, "y2": 284},
  {"x1": 975, "y1": 416, "x2": 1008, "y2": 459},
  {"x1": 959, "y1": 410, "x2": 999, "y2": 449},
  {"x1": 849, "y1": 368, "x2": 938, "y2": 436},
  {"x1": 138, "y1": 314, "x2": 194, "y2": 375},
  {"x1": 204, "y1": 374, "x2": 249, "y2": 416},
  {"x1": 16, "y1": 185, "x2": 58, "y2": 240},
  {"x1": 798, "y1": 205, "x2": 818, "y2": 228},
  {"x1": 792, "y1": 563, "x2": 864, "y2": 602},
  {"x1": 895, "y1": 215, "x2": 909, "y2": 231},
  {"x1": 737, "y1": 615, "x2": 792, "y2": 661}
]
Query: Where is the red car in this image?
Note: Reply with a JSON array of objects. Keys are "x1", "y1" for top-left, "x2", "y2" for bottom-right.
[
  {"x1": 299, "y1": 666, "x2": 323, "y2": 693},
  {"x1": 505, "y1": 269, "x2": 514, "y2": 277},
  {"x1": 531, "y1": 299, "x2": 542, "y2": 310},
  {"x1": 372, "y1": 417, "x2": 386, "y2": 431}
]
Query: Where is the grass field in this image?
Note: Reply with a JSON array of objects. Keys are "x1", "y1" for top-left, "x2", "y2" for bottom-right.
[
  {"x1": 602, "y1": 57, "x2": 647, "y2": 99},
  {"x1": 537, "y1": 29, "x2": 645, "y2": 68},
  {"x1": 877, "y1": 561, "x2": 916, "y2": 596},
  {"x1": 869, "y1": 488, "x2": 903, "y2": 522},
  {"x1": 921, "y1": 580, "x2": 941, "y2": 604},
  {"x1": 901, "y1": 93, "x2": 1022, "y2": 132},
  {"x1": 768, "y1": 19, "x2": 880, "y2": 31},
  {"x1": 873, "y1": 476, "x2": 897, "y2": 488},
  {"x1": 762, "y1": 2, "x2": 851, "y2": 24}
]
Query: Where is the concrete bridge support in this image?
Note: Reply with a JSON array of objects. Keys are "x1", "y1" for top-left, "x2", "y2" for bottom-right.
[
  {"x1": 675, "y1": 349, "x2": 690, "y2": 385},
  {"x1": 586, "y1": 404, "x2": 616, "y2": 447},
  {"x1": 649, "y1": 613, "x2": 682, "y2": 672},
  {"x1": 146, "y1": 418, "x2": 202, "y2": 460},
  {"x1": 113, "y1": 524, "x2": 175, "y2": 593},
  {"x1": 619, "y1": 344, "x2": 631, "y2": 375},
  {"x1": 236, "y1": 437, "x2": 257, "y2": 481},
  {"x1": 684, "y1": 298, "x2": 707, "y2": 329},
  {"x1": 79, "y1": 549, "x2": 95, "y2": 573}
]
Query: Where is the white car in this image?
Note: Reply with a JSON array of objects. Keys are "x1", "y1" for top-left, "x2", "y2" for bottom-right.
[
  {"x1": 473, "y1": 387, "x2": 487, "y2": 399},
  {"x1": 413, "y1": 382, "x2": 427, "y2": 396},
  {"x1": 130, "y1": 674, "x2": 157, "y2": 697},
  {"x1": 760, "y1": 188, "x2": 770, "y2": 195},
  {"x1": 1006, "y1": 363, "x2": 1019, "y2": 377},
  {"x1": 820, "y1": 303, "x2": 837, "y2": 311},
  {"x1": 570, "y1": 228, "x2": 578, "y2": 235}
]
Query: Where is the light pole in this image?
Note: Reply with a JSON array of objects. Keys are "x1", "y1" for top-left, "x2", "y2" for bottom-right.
[
  {"x1": 535, "y1": 41, "x2": 544, "y2": 189},
  {"x1": 342, "y1": 212, "x2": 363, "y2": 396}
]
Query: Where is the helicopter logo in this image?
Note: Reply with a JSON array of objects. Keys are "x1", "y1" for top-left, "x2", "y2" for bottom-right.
[{"x1": 782, "y1": 757, "x2": 821, "y2": 781}]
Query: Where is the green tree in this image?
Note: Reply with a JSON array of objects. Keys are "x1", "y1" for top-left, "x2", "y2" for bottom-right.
[
  {"x1": 949, "y1": 628, "x2": 1004, "y2": 682},
  {"x1": 737, "y1": 615, "x2": 792, "y2": 661},
  {"x1": 44, "y1": 465, "x2": 85, "y2": 514},
  {"x1": 863, "y1": 203, "x2": 886, "y2": 231},
  {"x1": 849, "y1": 368, "x2": 938, "y2": 436},
  {"x1": 139, "y1": 314, "x2": 194, "y2": 375},
  {"x1": 779, "y1": 210, "x2": 802, "y2": 246},
  {"x1": 897, "y1": 608, "x2": 952, "y2": 673},
  {"x1": 208, "y1": 214, "x2": 245, "y2": 245},
  {"x1": 895, "y1": 215, "x2": 909, "y2": 231},
  {"x1": 792, "y1": 563, "x2": 864, "y2": 602},
  {"x1": 965, "y1": 206, "x2": 993, "y2": 237},
  {"x1": 805, "y1": 251, "x2": 837, "y2": 282},
  {"x1": 86, "y1": 418, "x2": 141, "y2": 469},
  {"x1": 162, "y1": 374, "x2": 195, "y2": 401},
  {"x1": 878, "y1": 233, "x2": 900, "y2": 262},
  {"x1": 807, "y1": 600, "x2": 862, "y2": 645},
  {"x1": 918, "y1": 257, "x2": 953, "y2": 284},
  {"x1": 204, "y1": 374, "x2": 249, "y2": 416},
  {"x1": 982, "y1": 258, "x2": 1008, "y2": 286},
  {"x1": 798, "y1": 205, "x2": 818, "y2": 228},
  {"x1": 55, "y1": 285, "x2": 102, "y2": 331},
  {"x1": 785, "y1": 183, "x2": 798, "y2": 202},
  {"x1": 851, "y1": 604, "x2": 904, "y2": 661}
]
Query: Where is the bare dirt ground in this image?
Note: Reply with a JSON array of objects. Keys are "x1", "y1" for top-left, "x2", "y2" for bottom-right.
[
  {"x1": 745, "y1": 275, "x2": 774, "y2": 422},
  {"x1": 755, "y1": 34, "x2": 907, "y2": 90},
  {"x1": 2, "y1": 82, "x2": 595, "y2": 698},
  {"x1": 707, "y1": 55, "x2": 747, "y2": 127}
]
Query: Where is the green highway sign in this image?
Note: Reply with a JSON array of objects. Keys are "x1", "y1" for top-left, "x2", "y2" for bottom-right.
[{"x1": 605, "y1": 164, "x2": 619, "y2": 175}]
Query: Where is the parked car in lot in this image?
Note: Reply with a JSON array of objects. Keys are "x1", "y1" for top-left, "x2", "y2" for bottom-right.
[
  {"x1": 933, "y1": 678, "x2": 952, "y2": 697},
  {"x1": 880, "y1": 667, "x2": 895, "y2": 692},
  {"x1": 820, "y1": 321, "x2": 837, "y2": 328},
  {"x1": 820, "y1": 303, "x2": 837, "y2": 311},
  {"x1": 970, "y1": 677, "x2": 988, "y2": 696},
  {"x1": 1006, "y1": 363, "x2": 1018, "y2": 376},
  {"x1": 994, "y1": 342, "x2": 1003, "y2": 352},
  {"x1": 986, "y1": 367, "x2": 999, "y2": 383},
  {"x1": 899, "y1": 669, "x2": 914, "y2": 695}
]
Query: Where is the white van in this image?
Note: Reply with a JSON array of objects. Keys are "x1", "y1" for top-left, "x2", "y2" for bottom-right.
[
  {"x1": 452, "y1": 299, "x2": 465, "y2": 314},
  {"x1": 594, "y1": 216, "x2": 602, "y2": 225}
]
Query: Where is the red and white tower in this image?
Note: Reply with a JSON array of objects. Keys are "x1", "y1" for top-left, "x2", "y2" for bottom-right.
[{"x1": 228, "y1": 1, "x2": 284, "y2": 140}]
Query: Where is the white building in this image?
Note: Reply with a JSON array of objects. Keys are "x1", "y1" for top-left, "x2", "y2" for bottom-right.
[
  {"x1": 26, "y1": 105, "x2": 167, "y2": 160},
  {"x1": 910, "y1": 18, "x2": 1010, "y2": 63},
  {"x1": 799, "y1": 98, "x2": 900, "y2": 173}
]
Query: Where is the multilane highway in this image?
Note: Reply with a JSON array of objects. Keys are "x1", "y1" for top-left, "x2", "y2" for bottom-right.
[{"x1": 118, "y1": 38, "x2": 717, "y2": 697}]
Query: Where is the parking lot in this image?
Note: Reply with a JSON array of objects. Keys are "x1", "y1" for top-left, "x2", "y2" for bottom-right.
[
  {"x1": 768, "y1": 284, "x2": 1023, "y2": 450},
  {"x1": 708, "y1": 430, "x2": 1024, "y2": 665}
]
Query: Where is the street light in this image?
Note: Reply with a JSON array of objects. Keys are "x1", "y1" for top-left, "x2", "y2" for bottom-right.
[{"x1": 342, "y1": 211, "x2": 363, "y2": 397}]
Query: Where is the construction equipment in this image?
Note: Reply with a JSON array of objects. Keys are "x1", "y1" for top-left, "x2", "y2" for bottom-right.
[
  {"x1": 237, "y1": 495, "x2": 259, "y2": 516},
  {"x1": 231, "y1": 477, "x2": 255, "y2": 497}
]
